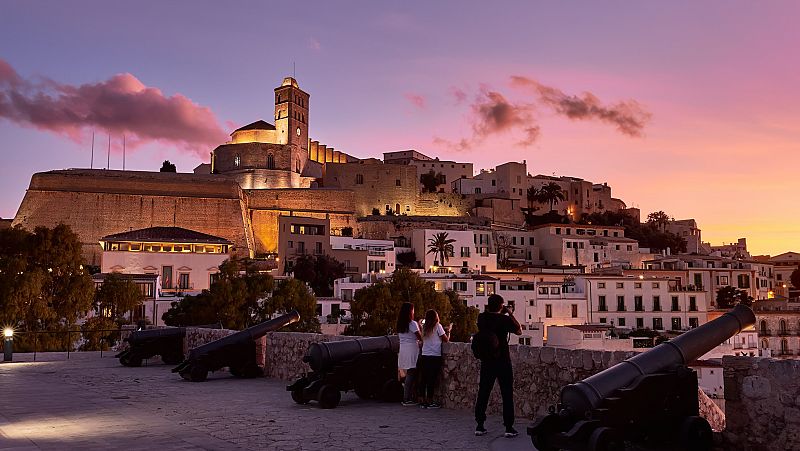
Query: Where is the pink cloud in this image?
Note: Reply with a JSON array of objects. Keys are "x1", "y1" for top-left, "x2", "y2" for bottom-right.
[
  {"x1": 448, "y1": 86, "x2": 467, "y2": 104},
  {"x1": 404, "y1": 92, "x2": 426, "y2": 109},
  {"x1": 0, "y1": 58, "x2": 227, "y2": 157}
]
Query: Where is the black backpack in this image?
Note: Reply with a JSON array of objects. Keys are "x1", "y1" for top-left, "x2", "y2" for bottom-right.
[{"x1": 471, "y1": 330, "x2": 500, "y2": 360}]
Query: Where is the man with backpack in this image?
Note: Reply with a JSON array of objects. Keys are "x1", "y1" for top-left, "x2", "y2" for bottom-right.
[{"x1": 472, "y1": 294, "x2": 522, "y2": 438}]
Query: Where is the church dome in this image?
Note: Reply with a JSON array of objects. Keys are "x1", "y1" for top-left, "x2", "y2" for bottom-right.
[{"x1": 230, "y1": 120, "x2": 277, "y2": 144}]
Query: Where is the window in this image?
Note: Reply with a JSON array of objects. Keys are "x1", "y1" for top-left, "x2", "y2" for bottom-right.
[
  {"x1": 234, "y1": 154, "x2": 241, "y2": 167},
  {"x1": 297, "y1": 242, "x2": 305, "y2": 254},
  {"x1": 368, "y1": 260, "x2": 386, "y2": 272},
  {"x1": 693, "y1": 273, "x2": 703, "y2": 288},
  {"x1": 599, "y1": 317, "x2": 607, "y2": 324},
  {"x1": 477, "y1": 282, "x2": 486, "y2": 296},
  {"x1": 671, "y1": 296, "x2": 680, "y2": 312},
  {"x1": 545, "y1": 304, "x2": 552, "y2": 318},
  {"x1": 267, "y1": 154, "x2": 275, "y2": 169},
  {"x1": 178, "y1": 273, "x2": 190, "y2": 290},
  {"x1": 635, "y1": 282, "x2": 642, "y2": 289},
  {"x1": 555, "y1": 228, "x2": 561, "y2": 235},
  {"x1": 672, "y1": 317, "x2": 682, "y2": 330},
  {"x1": 617, "y1": 295, "x2": 626, "y2": 311},
  {"x1": 162, "y1": 266, "x2": 173, "y2": 289},
  {"x1": 453, "y1": 282, "x2": 467, "y2": 292},
  {"x1": 598, "y1": 282, "x2": 606, "y2": 289},
  {"x1": 209, "y1": 272, "x2": 220, "y2": 287},
  {"x1": 653, "y1": 318, "x2": 663, "y2": 330},
  {"x1": 618, "y1": 318, "x2": 626, "y2": 327},
  {"x1": 627, "y1": 245, "x2": 633, "y2": 251},
  {"x1": 636, "y1": 317, "x2": 644, "y2": 329},
  {"x1": 717, "y1": 275, "x2": 729, "y2": 285},
  {"x1": 737, "y1": 274, "x2": 750, "y2": 288},
  {"x1": 652, "y1": 282, "x2": 660, "y2": 289},
  {"x1": 460, "y1": 247, "x2": 470, "y2": 257},
  {"x1": 616, "y1": 282, "x2": 624, "y2": 289},
  {"x1": 356, "y1": 174, "x2": 364, "y2": 184},
  {"x1": 571, "y1": 304, "x2": 578, "y2": 318},
  {"x1": 689, "y1": 317, "x2": 699, "y2": 328},
  {"x1": 529, "y1": 237, "x2": 535, "y2": 245},
  {"x1": 314, "y1": 242, "x2": 323, "y2": 255},
  {"x1": 634, "y1": 296, "x2": 643, "y2": 311},
  {"x1": 598, "y1": 295, "x2": 607, "y2": 311},
  {"x1": 653, "y1": 296, "x2": 661, "y2": 311},
  {"x1": 288, "y1": 240, "x2": 293, "y2": 248},
  {"x1": 395, "y1": 179, "x2": 401, "y2": 186},
  {"x1": 689, "y1": 296, "x2": 698, "y2": 311},
  {"x1": 550, "y1": 287, "x2": 561, "y2": 295},
  {"x1": 539, "y1": 286, "x2": 549, "y2": 295}
]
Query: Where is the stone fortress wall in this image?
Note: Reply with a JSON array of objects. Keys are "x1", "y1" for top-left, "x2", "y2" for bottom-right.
[{"x1": 12, "y1": 169, "x2": 255, "y2": 266}]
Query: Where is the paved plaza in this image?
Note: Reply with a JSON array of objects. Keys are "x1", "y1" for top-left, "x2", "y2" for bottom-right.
[{"x1": 0, "y1": 353, "x2": 533, "y2": 450}]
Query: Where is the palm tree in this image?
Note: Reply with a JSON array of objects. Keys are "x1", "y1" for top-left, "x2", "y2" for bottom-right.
[
  {"x1": 538, "y1": 182, "x2": 566, "y2": 212},
  {"x1": 427, "y1": 232, "x2": 456, "y2": 267},
  {"x1": 526, "y1": 186, "x2": 540, "y2": 211},
  {"x1": 647, "y1": 211, "x2": 672, "y2": 232}
]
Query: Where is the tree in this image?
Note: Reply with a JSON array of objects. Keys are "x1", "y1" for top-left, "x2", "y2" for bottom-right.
[
  {"x1": 162, "y1": 258, "x2": 274, "y2": 329},
  {"x1": 345, "y1": 269, "x2": 452, "y2": 337},
  {"x1": 526, "y1": 186, "x2": 540, "y2": 212},
  {"x1": 420, "y1": 170, "x2": 444, "y2": 193},
  {"x1": 396, "y1": 250, "x2": 417, "y2": 268},
  {"x1": 0, "y1": 225, "x2": 94, "y2": 334},
  {"x1": 716, "y1": 286, "x2": 753, "y2": 309},
  {"x1": 94, "y1": 272, "x2": 144, "y2": 321},
  {"x1": 647, "y1": 211, "x2": 672, "y2": 232},
  {"x1": 160, "y1": 160, "x2": 176, "y2": 172},
  {"x1": 264, "y1": 278, "x2": 320, "y2": 332},
  {"x1": 580, "y1": 211, "x2": 687, "y2": 253},
  {"x1": 79, "y1": 316, "x2": 120, "y2": 351},
  {"x1": 427, "y1": 232, "x2": 456, "y2": 267},
  {"x1": 444, "y1": 289, "x2": 478, "y2": 342},
  {"x1": 495, "y1": 234, "x2": 515, "y2": 269},
  {"x1": 538, "y1": 182, "x2": 566, "y2": 212},
  {"x1": 791, "y1": 268, "x2": 800, "y2": 289},
  {"x1": 290, "y1": 254, "x2": 345, "y2": 297}
]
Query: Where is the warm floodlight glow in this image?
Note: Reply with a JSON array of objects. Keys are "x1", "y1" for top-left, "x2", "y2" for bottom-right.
[{"x1": 3, "y1": 328, "x2": 13, "y2": 338}]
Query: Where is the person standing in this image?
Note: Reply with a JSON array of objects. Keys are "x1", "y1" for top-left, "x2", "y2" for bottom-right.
[
  {"x1": 474, "y1": 294, "x2": 522, "y2": 438},
  {"x1": 396, "y1": 302, "x2": 423, "y2": 406},
  {"x1": 418, "y1": 309, "x2": 450, "y2": 409}
]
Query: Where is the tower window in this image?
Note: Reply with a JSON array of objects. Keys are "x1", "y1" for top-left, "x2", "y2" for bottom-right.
[
  {"x1": 234, "y1": 154, "x2": 241, "y2": 167},
  {"x1": 267, "y1": 154, "x2": 275, "y2": 169},
  {"x1": 356, "y1": 174, "x2": 364, "y2": 185}
]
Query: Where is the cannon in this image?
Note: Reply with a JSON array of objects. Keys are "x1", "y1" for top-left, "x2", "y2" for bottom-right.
[
  {"x1": 171, "y1": 311, "x2": 300, "y2": 382},
  {"x1": 287, "y1": 335, "x2": 403, "y2": 409},
  {"x1": 116, "y1": 323, "x2": 222, "y2": 367},
  {"x1": 528, "y1": 304, "x2": 756, "y2": 451}
]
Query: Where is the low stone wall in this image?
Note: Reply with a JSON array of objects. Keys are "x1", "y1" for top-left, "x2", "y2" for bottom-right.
[
  {"x1": 721, "y1": 356, "x2": 800, "y2": 450},
  {"x1": 263, "y1": 332, "x2": 635, "y2": 419}
]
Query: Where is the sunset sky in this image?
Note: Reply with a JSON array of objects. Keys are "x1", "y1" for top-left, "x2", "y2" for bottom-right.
[{"x1": 1, "y1": 1, "x2": 798, "y2": 256}]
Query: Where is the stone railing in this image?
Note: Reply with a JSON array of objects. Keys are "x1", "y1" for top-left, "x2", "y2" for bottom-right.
[{"x1": 720, "y1": 356, "x2": 800, "y2": 450}]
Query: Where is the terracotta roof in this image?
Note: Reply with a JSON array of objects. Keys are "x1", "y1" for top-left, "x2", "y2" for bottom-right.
[
  {"x1": 101, "y1": 227, "x2": 232, "y2": 245},
  {"x1": 232, "y1": 120, "x2": 276, "y2": 133}
]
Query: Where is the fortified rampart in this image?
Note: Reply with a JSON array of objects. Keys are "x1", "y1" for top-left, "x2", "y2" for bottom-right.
[{"x1": 12, "y1": 169, "x2": 254, "y2": 265}]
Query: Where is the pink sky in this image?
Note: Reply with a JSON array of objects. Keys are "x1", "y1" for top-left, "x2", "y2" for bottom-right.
[{"x1": 0, "y1": 1, "x2": 797, "y2": 256}]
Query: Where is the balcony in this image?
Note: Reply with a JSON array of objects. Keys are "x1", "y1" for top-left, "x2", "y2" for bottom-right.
[
  {"x1": 778, "y1": 329, "x2": 792, "y2": 337},
  {"x1": 760, "y1": 329, "x2": 772, "y2": 336}
]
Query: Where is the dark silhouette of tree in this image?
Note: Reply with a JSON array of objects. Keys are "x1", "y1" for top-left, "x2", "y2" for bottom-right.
[
  {"x1": 495, "y1": 233, "x2": 516, "y2": 269},
  {"x1": 396, "y1": 250, "x2": 417, "y2": 268},
  {"x1": 647, "y1": 211, "x2": 672, "y2": 232},
  {"x1": 538, "y1": 182, "x2": 567, "y2": 212},
  {"x1": 264, "y1": 278, "x2": 320, "y2": 333},
  {"x1": 716, "y1": 286, "x2": 753, "y2": 309},
  {"x1": 162, "y1": 258, "x2": 273, "y2": 329},
  {"x1": 160, "y1": 160, "x2": 177, "y2": 172},
  {"x1": 345, "y1": 269, "x2": 452, "y2": 337},
  {"x1": 427, "y1": 232, "x2": 456, "y2": 266},
  {"x1": 443, "y1": 289, "x2": 479, "y2": 342},
  {"x1": 791, "y1": 268, "x2": 800, "y2": 289},
  {"x1": 290, "y1": 254, "x2": 344, "y2": 297},
  {"x1": 580, "y1": 211, "x2": 687, "y2": 253},
  {"x1": 420, "y1": 170, "x2": 444, "y2": 193},
  {"x1": 94, "y1": 272, "x2": 144, "y2": 321}
]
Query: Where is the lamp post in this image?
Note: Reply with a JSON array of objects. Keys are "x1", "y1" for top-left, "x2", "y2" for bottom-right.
[{"x1": 3, "y1": 328, "x2": 12, "y2": 362}]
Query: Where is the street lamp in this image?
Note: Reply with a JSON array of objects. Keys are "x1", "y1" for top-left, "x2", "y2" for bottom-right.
[{"x1": 3, "y1": 328, "x2": 13, "y2": 362}]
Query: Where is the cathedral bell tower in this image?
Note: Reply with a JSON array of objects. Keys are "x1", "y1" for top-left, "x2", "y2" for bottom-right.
[{"x1": 274, "y1": 77, "x2": 309, "y2": 151}]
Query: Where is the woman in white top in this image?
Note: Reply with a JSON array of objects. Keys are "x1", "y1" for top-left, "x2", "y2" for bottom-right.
[
  {"x1": 418, "y1": 309, "x2": 450, "y2": 409},
  {"x1": 396, "y1": 302, "x2": 423, "y2": 405}
]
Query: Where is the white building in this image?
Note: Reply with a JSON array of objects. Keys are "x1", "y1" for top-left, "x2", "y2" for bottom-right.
[
  {"x1": 411, "y1": 228, "x2": 497, "y2": 274},
  {"x1": 531, "y1": 224, "x2": 651, "y2": 270},
  {"x1": 98, "y1": 227, "x2": 232, "y2": 325},
  {"x1": 330, "y1": 236, "x2": 396, "y2": 274}
]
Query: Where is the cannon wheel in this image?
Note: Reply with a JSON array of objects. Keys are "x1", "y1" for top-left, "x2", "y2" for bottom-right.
[
  {"x1": 678, "y1": 416, "x2": 712, "y2": 451},
  {"x1": 161, "y1": 353, "x2": 183, "y2": 366},
  {"x1": 292, "y1": 388, "x2": 309, "y2": 405},
  {"x1": 189, "y1": 365, "x2": 208, "y2": 382},
  {"x1": 588, "y1": 427, "x2": 623, "y2": 451},
  {"x1": 529, "y1": 415, "x2": 561, "y2": 451},
  {"x1": 318, "y1": 384, "x2": 341, "y2": 409},
  {"x1": 380, "y1": 379, "x2": 403, "y2": 403}
]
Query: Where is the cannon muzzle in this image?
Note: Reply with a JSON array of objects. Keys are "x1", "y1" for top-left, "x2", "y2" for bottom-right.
[{"x1": 303, "y1": 335, "x2": 399, "y2": 372}]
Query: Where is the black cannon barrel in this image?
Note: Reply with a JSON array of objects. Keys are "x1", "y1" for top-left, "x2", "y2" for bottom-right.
[
  {"x1": 303, "y1": 335, "x2": 399, "y2": 372},
  {"x1": 187, "y1": 310, "x2": 300, "y2": 357},
  {"x1": 128, "y1": 327, "x2": 186, "y2": 343},
  {"x1": 561, "y1": 304, "x2": 755, "y2": 418}
]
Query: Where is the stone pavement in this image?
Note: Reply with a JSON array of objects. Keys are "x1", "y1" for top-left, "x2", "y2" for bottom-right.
[{"x1": 0, "y1": 353, "x2": 535, "y2": 451}]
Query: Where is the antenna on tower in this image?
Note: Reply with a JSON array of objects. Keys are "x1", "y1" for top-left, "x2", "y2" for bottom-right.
[
  {"x1": 107, "y1": 134, "x2": 111, "y2": 170},
  {"x1": 123, "y1": 135, "x2": 126, "y2": 171},
  {"x1": 293, "y1": 61, "x2": 296, "y2": 78},
  {"x1": 90, "y1": 131, "x2": 95, "y2": 169}
]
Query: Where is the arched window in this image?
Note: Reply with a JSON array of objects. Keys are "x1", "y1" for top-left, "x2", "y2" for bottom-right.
[
  {"x1": 296, "y1": 160, "x2": 300, "y2": 173},
  {"x1": 760, "y1": 320, "x2": 768, "y2": 335},
  {"x1": 395, "y1": 203, "x2": 400, "y2": 214},
  {"x1": 761, "y1": 339, "x2": 769, "y2": 349},
  {"x1": 234, "y1": 154, "x2": 241, "y2": 168},
  {"x1": 267, "y1": 154, "x2": 275, "y2": 170},
  {"x1": 780, "y1": 319, "x2": 787, "y2": 335},
  {"x1": 781, "y1": 338, "x2": 789, "y2": 355}
]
